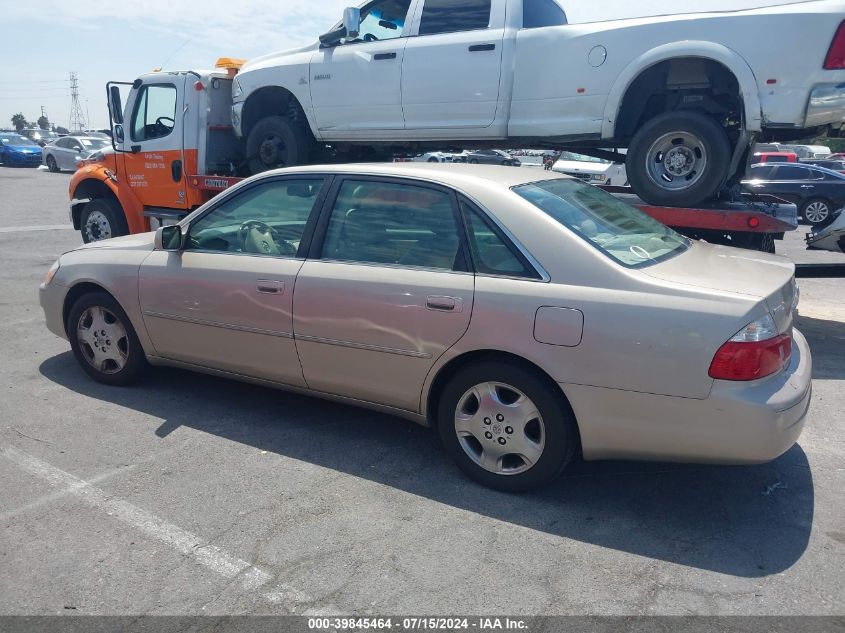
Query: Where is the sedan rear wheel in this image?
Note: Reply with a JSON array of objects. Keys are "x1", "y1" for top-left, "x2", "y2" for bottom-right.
[
  {"x1": 67, "y1": 292, "x2": 147, "y2": 386},
  {"x1": 46, "y1": 155, "x2": 60, "y2": 173},
  {"x1": 437, "y1": 361, "x2": 578, "y2": 492},
  {"x1": 801, "y1": 198, "x2": 832, "y2": 226}
]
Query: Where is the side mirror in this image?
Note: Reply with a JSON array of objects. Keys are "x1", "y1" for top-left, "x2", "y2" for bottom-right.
[
  {"x1": 109, "y1": 85, "x2": 124, "y2": 125},
  {"x1": 343, "y1": 7, "x2": 361, "y2": 40},
  {"x1": 113, "y1": 124, "x2": 124, "y2": 143},
  {"x1": 155, "y1": 225, "x2": 184, "y2": 251}
]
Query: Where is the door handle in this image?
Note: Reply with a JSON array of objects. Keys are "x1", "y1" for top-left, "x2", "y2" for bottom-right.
[
  {"x1": 171, "y1": 159, "x2": 182, "y2": 183},
  {"x1": 426, "y1": 295, "x2": 462, "y2": 312},
  {"x1": 469, "y1": 44, "x2": 496, "y2": 52},
  {"x1": 256, "y1": 280, "x2": 284, "y2": 295},
  {"x1": 374, "y1": 52, "x2": 397, "y2": 60}
]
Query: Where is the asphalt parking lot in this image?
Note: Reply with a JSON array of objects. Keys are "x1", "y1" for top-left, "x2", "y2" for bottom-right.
[{"x1": 1, "y1": 166, "x2": 843, "y2": 616}]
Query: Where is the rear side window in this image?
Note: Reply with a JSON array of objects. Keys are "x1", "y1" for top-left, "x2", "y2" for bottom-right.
[
  {"x1": 523, "y1": 0, "x2": 568, "y2": 28},
  {"x1": 419, "y1": 0, "x2": 491, "y2": 35},
  {"x1": 461, "y1": 200, "x2": 538, "y2": 278}
]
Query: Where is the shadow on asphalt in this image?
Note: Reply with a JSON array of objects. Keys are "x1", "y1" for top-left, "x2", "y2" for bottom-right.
[
  {"x1": 797, "y1": 312, "x2": 845, "y2": 380},
  {"x1": 40, "y1": 351, "x2": 813, "y2": 579}
]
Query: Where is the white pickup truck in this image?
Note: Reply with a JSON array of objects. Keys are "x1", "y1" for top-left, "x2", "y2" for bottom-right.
[{"x1": 231, "y1": 0, "x2": 845, "y2": 207}]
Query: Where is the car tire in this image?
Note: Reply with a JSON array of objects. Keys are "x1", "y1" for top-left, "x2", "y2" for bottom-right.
[
  {"x1": 46, "y1": 155, "x2": 60, "y2": 173},
  {"x1": 246, "y1": 114, "x2": 314, "y2": 176},
  {"x1": 627, "y1": 111, "x2": 731, "y2": 207},
  {"x1": 80, "y1": 198, "x2": 128, "y2": 243},
  {"x1": 428, "y1": 157, "x2": 439, "y2": 163},
  {"x1": 801, "y1": 198, "x2": 833, "y2": 227},
  {"x1": 67, "y1": 291, "x2": 148, "y2": 386},
  {"x1": 436, "y1": 361, "x2": 579, "y2": 492},
  {"x1": 468, "y1": 158, "x2": 479, "y2": 164}
]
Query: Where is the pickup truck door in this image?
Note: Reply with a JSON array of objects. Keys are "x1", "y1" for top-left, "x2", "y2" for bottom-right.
[
  {"x1": 117, "y1": 74, "x2": 188, "y2": 210},
  {"x1": 309, "y1": 0, "x2": 414, "y2": 133},
  {"x1": 401, "y1": 0, "x2": 505, "y2": 129}
]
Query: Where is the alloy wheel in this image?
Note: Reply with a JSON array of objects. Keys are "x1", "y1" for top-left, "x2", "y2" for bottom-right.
[
  {"x1": 76, "y1": 306, "x2": 129, "y2": 375},
  {"x1": 804, "y1": 201, "x2": 830, "y2": 224}
]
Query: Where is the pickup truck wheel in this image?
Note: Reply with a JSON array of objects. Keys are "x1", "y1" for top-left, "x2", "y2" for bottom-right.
[
  {"x1": 81, "y1": 198, "x2": 128, "y2": 244},
  {"x1": 801, "y1": 198, "x2": 832, "y2": 226},
  {"x1": 246, "y1": 115, "x2": 313, "y2": 175},
  {"x1": 627, "y1": 111, "x2": 730, "y2": 207}
]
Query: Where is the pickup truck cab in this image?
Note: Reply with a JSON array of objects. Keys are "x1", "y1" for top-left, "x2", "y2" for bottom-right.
[{"x1": 232, "y1": 0, "x2": 845, "y2": 207}]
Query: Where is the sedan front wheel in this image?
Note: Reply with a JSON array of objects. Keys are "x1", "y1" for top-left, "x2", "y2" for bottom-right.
[{"x1": 437, "y1": 361, "x2": 578, "y2": 492}]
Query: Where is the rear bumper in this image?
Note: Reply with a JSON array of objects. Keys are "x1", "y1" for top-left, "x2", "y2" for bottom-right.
[
  {"x1": 806, "y1": 82, "x2": 845, "y2": 129},
  {"x1": 566, "y1": 328, "x2": 812, "y2": 464}
]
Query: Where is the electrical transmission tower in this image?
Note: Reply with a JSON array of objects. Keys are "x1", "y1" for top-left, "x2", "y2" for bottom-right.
[{"x1": 68, "y1": 72, "x2": 87, "y2": 132}]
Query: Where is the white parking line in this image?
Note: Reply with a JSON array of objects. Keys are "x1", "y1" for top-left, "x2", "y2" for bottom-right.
[
  {"x1": 2, "y1": 446, "x2": 272, "y2": 591},
  {"x1": 0, "y1": 225, "x2": 74, "y2": 234}
]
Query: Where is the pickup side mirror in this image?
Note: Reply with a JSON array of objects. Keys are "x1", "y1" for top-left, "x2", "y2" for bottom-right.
[
  {"x1": 113, "y1": 124, "x2": 124, "y2": 143},
  {"x1": 343, "y1": 7, "x2": 361, "y2": 40},
  {"x1": 155, "y1": 225, "x2": 184, "y2": 251},
  {"x1": 109, "y1": 85, "x2": 124, "y2": 125}
]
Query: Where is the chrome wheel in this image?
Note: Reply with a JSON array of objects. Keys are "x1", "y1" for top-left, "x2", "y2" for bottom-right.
[
  {"x1": 645, "y1": 131, "x2": 708, "y2": 192},
  {"x1": 84, "y1": 210, "x2": 112, "y2": 242},
  {"x1": 804, "y1": 201, "x2": 830, "y2": 224},
  {"x1": 454, "y1": 382, "x2": 545, "y2": 476},
  {"x1": 76, "y1": 306, "x2": 129, "y2": 374}
]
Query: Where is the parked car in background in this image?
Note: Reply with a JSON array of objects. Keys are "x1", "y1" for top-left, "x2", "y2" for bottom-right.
[
  {"x1": 744, "y1": 163, "x2": 845, "y2": 226},
  {"x1": 20, "y1": 128, "x2": 60, "y2": 147},
  {"x1": 828, "y1": 153, "x2": 845, "y2": 160},
  {"x1": 802, "y1": 158, "x2": 845, "y2": 174},
  {"x1": 412, "y1": 151, "x2": 466, "y2": 163},
  {"x1": 43, "y1": 136, "x2": 111, "y2": 173},
  {"x1": 40, "y1": 163, "x2": 810, "y2": 492},
  {"x1": 751, "y1": 152, "x2": 798, "y2": 165},
  {"x1": 464, "y1": 149, "x2": 520, "y2": 166},
  {"x1": 552, "y1": 151, "x2": 628, "y2": 186},
  {"x1": 0, "y1": 133, "x2": 43, "y2": 166}
]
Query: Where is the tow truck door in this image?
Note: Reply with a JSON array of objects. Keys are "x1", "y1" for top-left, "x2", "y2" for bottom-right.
[{"x1": 118, "y1": 74, "x2": 189, "y2": 210}]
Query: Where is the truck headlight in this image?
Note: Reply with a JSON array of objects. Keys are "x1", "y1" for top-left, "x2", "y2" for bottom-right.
[{"x1": 591, "y1": 174, "x2": 606, "y2": 182}]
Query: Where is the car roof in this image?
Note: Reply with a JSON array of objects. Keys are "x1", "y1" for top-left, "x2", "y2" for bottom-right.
[{"x1": 269, "y1": 163, "x2": 569, "y2": 190}]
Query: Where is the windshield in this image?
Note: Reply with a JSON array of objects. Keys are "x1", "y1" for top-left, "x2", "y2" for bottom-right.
[
  {"x1": 513, "y1": 179, "x2": 689, "y2": 268},
  {"x1": 0, "y1": 135, "x2": 34, "y2": 147},
  {"x1": 79, "y1": 138, "x2": 109, "y2": 149}
]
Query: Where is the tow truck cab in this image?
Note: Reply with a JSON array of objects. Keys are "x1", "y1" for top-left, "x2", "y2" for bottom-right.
[{"x1": 69, "y1": 59, "x2": 245, "y2": 243}]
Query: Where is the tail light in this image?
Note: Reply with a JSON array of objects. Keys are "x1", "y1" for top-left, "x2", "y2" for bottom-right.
[
  {"x1": 824, "y1": 20, "x2": 845, "y2": 69},
  {"x1": 709, "y1": 314, "x2": 792, "y2": 381}
]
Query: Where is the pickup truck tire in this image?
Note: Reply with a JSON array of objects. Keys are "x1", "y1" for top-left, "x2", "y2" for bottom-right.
[
  {"x1": 627, "y1": 111, "x2": 731, "y2": 207},
  {"x1": 80, "y1": 198, "x2": 128, "y2": 244},
  {"x1": 246, "y1": 115, "x2": 314, "y2": 175}
]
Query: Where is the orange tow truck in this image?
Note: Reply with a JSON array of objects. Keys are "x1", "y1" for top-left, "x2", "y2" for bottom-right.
[{"x1": 70, "y1": 58, "x2": 248, "y2": 242}]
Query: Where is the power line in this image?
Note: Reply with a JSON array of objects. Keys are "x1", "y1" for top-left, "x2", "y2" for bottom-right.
[{"x1": 69, "y1": 72, "x2": 87, "y2": 132}]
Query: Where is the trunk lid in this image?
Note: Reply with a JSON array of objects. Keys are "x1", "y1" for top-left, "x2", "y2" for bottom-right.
[{"x1": 643, "y1": 241, "x2": 797, "y2": 332}]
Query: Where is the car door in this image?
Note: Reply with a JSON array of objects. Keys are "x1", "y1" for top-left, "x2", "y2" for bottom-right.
[
  {"x1": 293, "y1": 177, "x2": 474, "y2": 412},
  {"x1": 138, "y1": 175, "x2": 329, "y2": 385},
  {"x1": 54, "y1": 137, "x2": 79, "y2": 170},
  {"x1": 309, "y1": 0, "x2": 414, "y2": 133},
  {"x1": 772, "y1": 165, "x2": 819, "y2": 205},
  {"x1": 401, "y1": 0, "x2": 505, "y2": 129},
  {"x1": 118, "y1": 76, "x2": 189, "y2": 210}
]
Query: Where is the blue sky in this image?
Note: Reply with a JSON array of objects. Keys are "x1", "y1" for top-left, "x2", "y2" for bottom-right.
[{"x1": 1, "y1": 0, "x2": 809, "y2": 131}]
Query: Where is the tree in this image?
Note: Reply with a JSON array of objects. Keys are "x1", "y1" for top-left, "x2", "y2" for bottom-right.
[
  {"x1": 37, "y1": 115, "x2": 50, "y2": 130},
  {"x1": 11, "y1": 113, "x2": 28, "y2": 131}
]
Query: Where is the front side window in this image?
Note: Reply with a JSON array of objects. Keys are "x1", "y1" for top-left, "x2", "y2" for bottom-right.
[
  {"x1": 419, "y1": 0, "x2": 491, "y2": 35},
  {"x1": 130, "y1": 84, "x2": 177, "y2": 142},
  {"x1": 187, "y1": 179, "x2": 324, "y2": 257},
  {"x1": 513, "y1": 179, "x2": 689, "y2": 268},
  {"x1": 349, "y1": 0, "x2": 412, "y2": 43},
  {"x1": 322, "y1": 180, "x2": 462, "y2": 270},
  {"x1": 523, "y1": 0, "x2": 568, "y2": 28}
]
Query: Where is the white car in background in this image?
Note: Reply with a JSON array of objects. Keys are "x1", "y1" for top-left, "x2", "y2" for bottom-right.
[
  {"x1": 412, "y1": 151, "x2": 466, "y2": 163},
  {"x1": 552, "y1": 152, "x2": 629, "y2": 187},
  {"x1": 43, "y1": 136, "x2": 110, "y2": 173}
]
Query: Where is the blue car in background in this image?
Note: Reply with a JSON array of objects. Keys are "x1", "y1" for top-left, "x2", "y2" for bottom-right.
[{"x1": 0, "y1": 133, "x2": 43, "y2": 167}]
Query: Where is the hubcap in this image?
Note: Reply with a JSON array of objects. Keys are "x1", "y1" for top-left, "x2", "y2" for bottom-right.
[
  {"x1": 805, "y1": 201, "x2": 830, "y2": 224},
  {"x1": 85, "y1": 210, "x2": 112, "y2": 242},
  {"x1": 76, "y1": 306, "x2": 129, "y2": 374},
  {"x1": 645, "y1": 131, "x2": 708, "y2": 191},
  {"x1": 258, "y1": 134, "x2": 288, "y2": 168},
  {"x1": 454, "y1": 382, "x2": 545, "y2": 476}
]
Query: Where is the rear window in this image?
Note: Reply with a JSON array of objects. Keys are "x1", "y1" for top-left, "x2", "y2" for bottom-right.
[
  {"x1": 513, "y1": 179, "x2": 689, "y2": 268},
  {"x1": 419, "y1": 0, "x2": 491, "y2": 35}
]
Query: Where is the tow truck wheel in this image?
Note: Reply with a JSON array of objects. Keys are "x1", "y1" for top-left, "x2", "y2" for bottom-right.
[
  {"x1": 246, "y1": 115, "x2": 313, "y2": 175},
  {"x1": 81, "y1": 198, "x2": 128, "y2": 244},
  {"x1": 627, "y1": 111, "x2": 731, "y2": 207}
]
